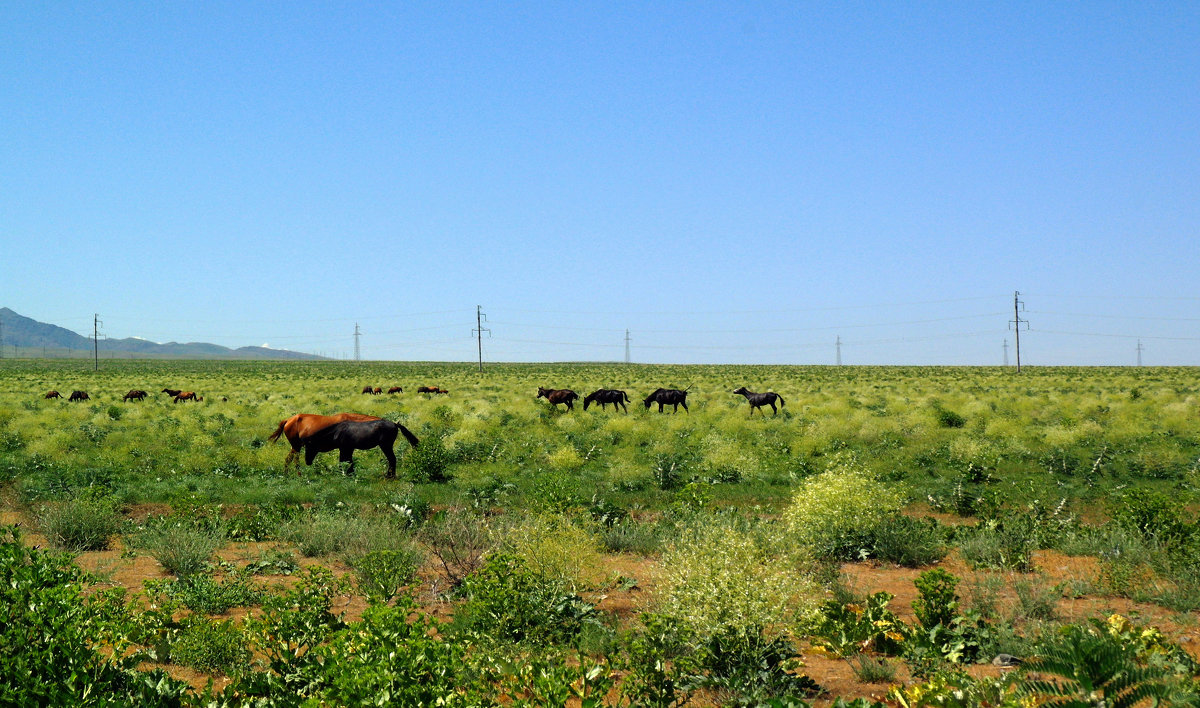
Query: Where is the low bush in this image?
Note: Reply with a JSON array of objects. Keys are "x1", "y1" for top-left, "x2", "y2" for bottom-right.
[
  {"x1": 133, "y1": 523, "x2": 224, "y2": 577},
  {"x1": 783, "y1": 456, "x2": 906, "y2": 561},
  {"x1": 37, "y1": 495, "x2": 123, "y2": 551},
  {"x1": 171, "y1": 618, "x2": 250, "y2": 675},
  {"x1": 351, "y1": 547, "x2": 423, "y2": 605}
]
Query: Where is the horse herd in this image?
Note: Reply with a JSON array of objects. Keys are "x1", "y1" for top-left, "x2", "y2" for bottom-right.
[
  {"x1": 44, "y1": 388, "x2": 204, "y2": 403},
  {"x1": 36, "y1": 382, "x2": 785, "y2": 479},
  {"x1": 537, "y1": 385, "x2": 786, "y2": 415}
]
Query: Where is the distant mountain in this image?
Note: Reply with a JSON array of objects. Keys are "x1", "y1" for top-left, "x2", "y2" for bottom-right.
[{"x1": 0, "y1": 308, "x2": 325, "y2": 360}]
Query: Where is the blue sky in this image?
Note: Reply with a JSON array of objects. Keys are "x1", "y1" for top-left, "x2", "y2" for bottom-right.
[{"x1": 3, "y1": 3, "x2": 1198, "y2": 365}]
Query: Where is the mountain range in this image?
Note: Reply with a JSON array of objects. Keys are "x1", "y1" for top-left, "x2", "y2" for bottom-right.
[{"x1": 0, "y1": 308, "x2": 324, "y2": 360}]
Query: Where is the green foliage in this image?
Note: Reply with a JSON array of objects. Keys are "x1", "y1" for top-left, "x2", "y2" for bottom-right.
[
  {"x1": 133, "y1": 522, "x2": 223, "y2": 577},
  {"x1": 0, "y1": 526, "x2": 191, "y2": 706},
  {"x1": 1109, "y1": 488, "x2": 1190, "y2": 542},
  {"x1": 312, "y1": 598, "x2": 472, "y2": 705},
  {"x1": 419, "y1": 508, "x2": 494, "y2": 588},
  {"x1": 401, "y1": 434, "x2": 451, "y2": 482},
  {"x1": 1018, "y1": 623, "x2": 1194, "y2": 708},
  {"x1": 695, "y1": 624, "x2": 823, "y2": 706},
  {"x1": 171, "y1": 618, "x2": 249, "y2": 675},
  {"x1": 784, "y1": 456, "x2": 906, "y2": 561},
  {"x1": 848, "y1": 654, "x2": 898, "y2": 684},
  {"x1": 870, "y1": 515, "x2": 948, "y2": 567},
  {"x1": 351, "y1": 547, "x2": 422, "y2": 605},
  {"x1": 145, "y1": 573, "x2": 263, "y2": 615},
  {"x1": 620, "y1": 613, "x2": 702, "y2": 708},
  {"x1": 37, "y1": 494, "x2": 123, "y2": 551},
  {"x1": 807, "y1": 592, "x2": 909, "y2": 658},
  {"x1": 656, "y1": 522, "x2": 818, "y2": 642},
  {"x1": 453, "y1": 553, "x2": 597, "y2": 645},
  {"x1": 912, "y1": 568, "x2": 959, "y2": 630}
]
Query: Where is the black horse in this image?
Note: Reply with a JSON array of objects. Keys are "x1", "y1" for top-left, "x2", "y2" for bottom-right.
[
  {"x1": 643, "y1": 388, "x2": 689, "y2": 413},
  {"x1": 732, "y1": 387, "x2": 785, "y2": 416},
  {"x1": 300, "y1": 419, "x2": 420, "y2": 479},
  {"x1": 583, "y1": 388, "x2": 631, "y2": 412}
]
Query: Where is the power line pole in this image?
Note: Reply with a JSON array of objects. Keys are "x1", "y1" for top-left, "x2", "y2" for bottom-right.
[
  {"x1": 472, "y1": 305, "x2": 490, "y2": 372},
  {"x1": 835, "y1": 336, "x2": 842, "y2": 365},
  {"x1": 1002, "y1": 339, "x2": 1009, "y2": 367},
  {"x1": 93, "y1": 313, "x2": 103, "y2": 371},
  {"x1": 624, "y1": 329, "x2": 631, "y2": 364},
  {"x1": 1136, "y1": 339, "x2": 1144, "y2": 367},
  {"x1": 1008, "y1": 292, "x2": 1028, "y2": 373},
  {"x1": 354, "y1": 323, "x2": 361, "y2": 361}
]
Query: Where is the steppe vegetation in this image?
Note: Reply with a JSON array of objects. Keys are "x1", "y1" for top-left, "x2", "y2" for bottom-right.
[{"x1": 3, "y1": 359, "x2": 1200, "y2": 705}]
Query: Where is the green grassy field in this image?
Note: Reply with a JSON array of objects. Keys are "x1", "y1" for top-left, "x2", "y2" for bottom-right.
[{"x1": 3, "y1": 359, "x2": 1200, "y2": 705}]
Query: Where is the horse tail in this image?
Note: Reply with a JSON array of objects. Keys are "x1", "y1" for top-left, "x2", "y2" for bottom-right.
[
  {"x1": 267, "y1": 420, "x2": 286, "y2": 443},
  {"x1": 622, "y1": 391, "x2": 630, "y2": 402},
  {"x1": 397, "y1": 422, "x2": 420, "y2": 448},
  {"x1": 778, "y1": 394, "x2": 786, "y2": 407}
]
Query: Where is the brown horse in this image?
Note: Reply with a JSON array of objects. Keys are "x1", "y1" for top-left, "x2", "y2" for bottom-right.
[
  {"x1": 162, "y1": 388, "x2": 182, "y2": 397},
  {"x1": 173, "y1": 391, "x2": 203, "y2": 402},
  {"x1": 417, "y1": 386, "x2": 448, "y2": 394},
  {"x1": 68, "y1": 390, "x2": 90, "y2": 402},
  {"x1": 362, "y1": 386, "x2": 374, "y2": 394},
  {"x1": 123, "y1": 389, "x2": 148, "y2": 402},
  {"x1": 44, "y1": 390, "x2": 61, "y2": 399},
  {"x1": 537, "y1": 387, "x2": 579, "y2": 411},
  {"x1": 387, "y1": 386, "x2": 403, "y2": 394},
  {"x1": 268, "y1": 412, "x2": 381, "y2": 471}
]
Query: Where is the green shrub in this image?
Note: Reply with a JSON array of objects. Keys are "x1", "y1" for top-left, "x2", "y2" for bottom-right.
[
  {"x1": 849, "y1": 654, "x2": 897, "y2": 684},
  {"x1": 696, "y1": 624, "x2": 822, "y2": 704},
  {"x1": 499, "y1": 513, "x2": 603, "y2": 591},
  {"x1": 1109, "y1": 489, "x2": 1190, "y2": 542},
  {"x1": 452, "y1": 553, "x2": 596, "y2": 645},
  {"x1": 146, "y1": 574, "x2": 263, "y2": 615},
  {"x1": 172, "y1": 618, "x2": 250, "y2": 675},
  {"x1": 284, "y1": 511, "x2": 406, "y2": 560},
  {"x1": 401, "y1": 436, "x2": 451, "y2": 483},
  {"x1": 957, "y1": 518, "x2": 1036, "y2": 572},
  {"x1": 351, "y1": 548, "x2": 422, "y2": 605},
  {"x1": 807, "y1": 591, "x2": 909, "y2": 657},
  {"x1": 871, "y1": 515, "x2": 947, "y2": 567},
  {"x1": 913, "y1": 568, "x2": 960, "y2": 630},
  {"x1": 134, "y1": 523, "x2": 223, "y2": 577},
  {"x1": 656, "y1": 523, "x2": 818, "y2": 642},
  {"x1": 418, "y1": 509, "x2": 493, "y2": 588},
  {"x1": 38, "y1": 495, "x2": 123, "y2": 551},
  {"x1": 0, "y1": 526, "x2": 191, "y2": 705},
  {"x1": 783, "y1": 456, "x2": 905, "y2": 561},
  {"x1": 620, "y1": 613, "x2": 701, "y2": 708}
]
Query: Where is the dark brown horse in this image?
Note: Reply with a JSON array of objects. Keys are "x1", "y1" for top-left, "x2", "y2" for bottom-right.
[
  {"x1": 68, "y1": 390, "x2": 90, "y2": 402},
  {"x1": 123, "y1": 389, "x2": 148, "y2": 402},
  {"x1": 44, "y1": 390, "x2": 61, "y2": 399},
  {"x1": 732, "y1": 387, "x2": 785, "y2": 416},
  {"x1": 162, "y1": 388, "x2": 182, "y2": 397},
  {"x1": 583, "y1": 388, "x2": 631, "y2": 412},
  {"x1": 537, "y1": 387, "x2": 579, "y2": 411},
  {"x1": 173, "y1": 391, "x2": 203, "y2": 402},
  {"x1": 387, "y1": 386, "x2": 403, "y2": 394},
  {"x1": 362, "y1": 385, "x2": 375, "y2": 394},
  {"x1": 299, "y1": 419, "x2": 419, "y2": 479},
  {"x1": 268, "y1": 412, "x2": 382, "y2": 470},
  {"x1": 643, "y1": 388, "x2": 689, "y2": 413}
]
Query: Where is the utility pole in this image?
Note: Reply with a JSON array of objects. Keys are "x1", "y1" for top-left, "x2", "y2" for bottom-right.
[
  {"x1": 835, "y1": 336, "x2": 842, "y2": 366},
  {"x1": 624, "y1": 329, "x2": 631, "y2": 364},
  {"x1": 1002, "y1": 339, "x2": 1009, "y2": 367},
  {"x1": 354, "y1": 323, "x2": 361, "y2": 361},
  {"x1": 1136, "y1": 339, "x2": 1144, "y2": 367},
  {"x1": 1008, "y1": 292, "x2": 1028, "y2": 373},
  {"x1": 472, "y1": 306, "x2": 490, "y2": 372},
  {"x1": 93, "y1": 314, "x2": 102, "y2": 371}
]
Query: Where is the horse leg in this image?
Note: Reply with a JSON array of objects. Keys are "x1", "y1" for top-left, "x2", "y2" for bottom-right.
[
  {"x1": 769, "y1": 402, "x2": 777, "y2": 415},
  {"x1": 382, "y1": 445, "x2": 397, "y2": 480},
  {"x1": 339, "y1": 447, "x2": 355, "y2": 476}
]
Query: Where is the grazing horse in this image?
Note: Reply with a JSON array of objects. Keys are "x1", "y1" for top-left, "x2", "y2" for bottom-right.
[
  {"x1": 643, "y1": 388, "x2": 689, "y2": 413},
  {"x1": 732, "y1": 387, "x2": 785, "y2": 416},
  {"x1": 583, "y1": 388, "x2": 631, "y2": 412},
  {"x1": 68, "y1": 390, "x2": 90, "y2": 402},
  {"x1": 123, "y1": 389, "x2": 148, "y2": 402},
  {"x1": 417, "y1": 386, "x2": 448, "y2": 394},
  {"x1": 537, "y1": 387, "x2": 579, "y2": 411},
  {"x1": 268, "y1": 412, "x2": 381, "y2": 470},
  {"x1": 387, "y1": 386, "x2": 403, "y2": 394},
  {"x1": 162, "y1": 388, "x2": 182, "y2": 397},
  {"x1": 44, "y1": 390, "x2": 61, "y2": 399},
  {"x1": 300, "y1": 419, "x2": 419, "y2": 479},
  {"x1": 173, "y1": 391, "x2": 202, "y2": 402},
  {"x1": 362, "y1": 386, "x2": 375, "y2": 394}
]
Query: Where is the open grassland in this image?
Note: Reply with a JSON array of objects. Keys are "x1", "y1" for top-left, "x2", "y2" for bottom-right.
[{"x1": 3, "y1": 359, "x2": 1200, "y2": 705}]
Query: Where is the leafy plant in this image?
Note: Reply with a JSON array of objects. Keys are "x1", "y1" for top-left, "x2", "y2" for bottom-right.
[
  {"x1": 171, "y1": 618, "x2": 250, "y2": 675},
  {"x1": 37, "y1": 495, "x2": 123, "y2": 551},
  {"x1": 808, "y1": 592, "x2": 909, "y2": 658},
  {"x1": 351, "y1": 547, "x2": 422, "y2": 605}
]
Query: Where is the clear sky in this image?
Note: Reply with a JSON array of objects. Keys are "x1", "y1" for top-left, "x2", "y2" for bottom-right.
[{"x1": 3, "y1": 3, "x2": 1198, "y2": 365}]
